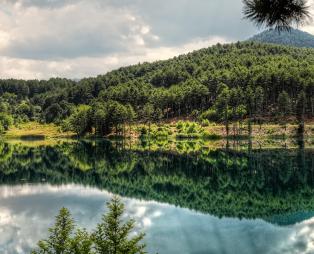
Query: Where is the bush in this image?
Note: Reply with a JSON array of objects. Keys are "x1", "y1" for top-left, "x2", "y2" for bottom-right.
[
  {"x1": 176, "y1": 121, "x2": 184, "y2": 130},
  {"x1": 187, "y1": 123, "x2": 197, "y2": 134},
  {"x1": 0, "y1": 113, "x2": 13, "y2": 131},
  {"x1": 60, "y1": 118, "x2": 72, "y2": 132},
  {"x1": 176, "y1": 121, "x2": 204, "y2": 139},
  {"x1": 199, "y1": 108, "x2": 218, "y2": 121},
  {"x1": 0, "y1": 124, "x2": 4, "y2": 134},
  {"x1": 201, "y1": 119, "x2": 210, "y2": 127},
  {"x1": 140, "y1": 126, "x2": 148, "y2": 135}
]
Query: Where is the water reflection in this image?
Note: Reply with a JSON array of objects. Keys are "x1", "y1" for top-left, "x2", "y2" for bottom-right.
[
  {"x1": 1, "y1": 183, "x2": 314, "y2": 254},
  {"x1": 0, "y1": 140, "x2": 314, "y2": 219},
  {"x1": 0, "y1": 139, "x2": 313, "y2": 253}
]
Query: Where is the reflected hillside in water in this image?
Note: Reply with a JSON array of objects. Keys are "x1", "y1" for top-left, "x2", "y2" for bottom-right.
[{"x1": 0, "y1": 138, "x2": 313, "y2": 223}]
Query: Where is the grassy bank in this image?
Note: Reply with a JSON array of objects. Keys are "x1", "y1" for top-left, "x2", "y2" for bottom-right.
[
  {"x1": 130, "y1": 120, "x2": 314, "y2": 140},
  {"x1": 2, "y1": 120, "x2": 314, "y2": 141},
  {"x1": 4, "y1": 122, "x2": 75, "y2": 140}
]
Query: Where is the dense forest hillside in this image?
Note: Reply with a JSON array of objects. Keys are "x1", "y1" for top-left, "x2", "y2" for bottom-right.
[
  {"x1": 0, "y1": 42, "x2": 313, "y2": 136},
  {"x1": 249, "y1": 28, "x2": 314, "y2": 48}
]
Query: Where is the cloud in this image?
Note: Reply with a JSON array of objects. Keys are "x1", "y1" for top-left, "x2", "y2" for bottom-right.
[
  {"x1": 0, "y1": 36, "x2": 229, "y2": 79},
  {"x1": 0, "y1": 0, "x2": 161, "y2": 60},
  {"x1": 0, "y1": 0, "x2": 312, "y2": 79}
]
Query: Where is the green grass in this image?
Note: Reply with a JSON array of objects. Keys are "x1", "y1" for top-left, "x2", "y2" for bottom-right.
[{"x1": 4, "y1": 122, "x2": 75, "y2": 139}]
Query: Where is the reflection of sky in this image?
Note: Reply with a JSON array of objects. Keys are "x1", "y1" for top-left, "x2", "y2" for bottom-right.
[{"x1": 0, "y1": 184, "x2": 313, "y2": 254}]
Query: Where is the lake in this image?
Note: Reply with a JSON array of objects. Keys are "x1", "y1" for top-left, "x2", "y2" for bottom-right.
[{"x1": 0, "y1": 138, "x2": 314, "y2": 254}]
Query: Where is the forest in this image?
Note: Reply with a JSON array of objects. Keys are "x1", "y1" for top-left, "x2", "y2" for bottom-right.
[{"x1": 0, "y1": 42, "x2": 313, "y2": 137}]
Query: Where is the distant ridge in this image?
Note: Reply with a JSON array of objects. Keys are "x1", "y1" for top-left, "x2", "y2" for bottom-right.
[{"x1": 248, "y1": 28, "x2": 314, "y2": 48}]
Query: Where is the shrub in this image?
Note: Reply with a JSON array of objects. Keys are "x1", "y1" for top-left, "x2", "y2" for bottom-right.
[
  {"x1": 176, "y1": 121, "x2": 184, "y2": 130},
  {"x1": 187, "y1": 123, "x2": 197, "y2": 134},
  {"x1": 140, "y1": 126, "x2": 148, "y2": 135},
  {"x1": 201, "y1": 119, "x2": 210, "y2": 127},
  {"x1": 0, "y1": 124, "x2": 4, "y2": 134},
  {"x1": 199, "y1": 108, "x2": 218, "y2": 121},
  {"x1": 0, "y1": 113, "x2": 13, "y2": 131}
]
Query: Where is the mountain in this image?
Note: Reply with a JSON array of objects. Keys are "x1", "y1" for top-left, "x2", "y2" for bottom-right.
[{"x1": 248, "y1": 28, "x2": 314, "y2": 48}]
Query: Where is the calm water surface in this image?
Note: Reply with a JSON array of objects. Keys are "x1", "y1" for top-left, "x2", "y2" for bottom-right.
[{"x1": 0, "y1": 139, "x2": 313, "y2": 254}]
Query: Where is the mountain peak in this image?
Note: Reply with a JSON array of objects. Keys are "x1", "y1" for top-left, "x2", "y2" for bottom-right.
[{"x1": 248, "y1": 28, "x2": 314, "y2": 48}]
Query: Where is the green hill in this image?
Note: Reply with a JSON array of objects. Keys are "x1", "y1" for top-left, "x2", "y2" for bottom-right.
[
  {"x1": 0, "y1": 42, "x2": 313, "y2": 135},
  {"x1": 248, "y1": 28, "x2": 314, "y2": 48}
]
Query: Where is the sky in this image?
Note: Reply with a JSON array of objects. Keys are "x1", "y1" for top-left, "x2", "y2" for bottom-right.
[{"x1": 0, "y1": 0, "x2": 314, "y2": 80}]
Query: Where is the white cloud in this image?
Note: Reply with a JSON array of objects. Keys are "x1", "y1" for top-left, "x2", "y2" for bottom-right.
[
  {"x1": 0, "y1": 0, "x2": 313, "y2": 79},
  {"x1": 0, "y1": 0, "x2": 249, "y2": 79},
  {"x1": 300, "y1": 0, "x2": 314, "y2": 34},
  {"x1": 0, "y1": 35, "x2": 229, "y2": 79}
]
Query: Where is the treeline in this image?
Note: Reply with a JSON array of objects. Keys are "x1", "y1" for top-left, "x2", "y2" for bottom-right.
[{"x1": 0, "y1": 42, "x2": 313, "y2": 135}]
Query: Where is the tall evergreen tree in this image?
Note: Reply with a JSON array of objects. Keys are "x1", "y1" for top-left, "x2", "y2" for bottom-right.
[
  {"x1": 215, "y1": 86, "x2": 231, "y2": 136},
  {"x1": 31, "y1": 208, "x2": 93, "y2": 254},
  {"x1": 278, "y1": 91, "x2": 292, "y2": 131},
  {"x1": 93, "y1": 196, "x2": 146, "y2": 254},
  {"x1": 296, "y1": 90, "x2": 307, "y2": 135}
]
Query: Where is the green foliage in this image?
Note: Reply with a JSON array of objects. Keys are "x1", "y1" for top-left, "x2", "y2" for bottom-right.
[
  {"x1": 296, "y1": 90, "x2": 307, "y2": 134},
  {"x1": 32, "y1": 197, "x2": 147, "y2": 254},
  {"x1": 176, "y1": 121, "x2": 184, "y2": 130},
  {"x1": 0, "y1": 42, "x2": 313, "y2": 133},
  {"x1": 278, "y1": 91, "x2": 292, "y2": 116},
  {"x1": 31, "y1": 207, "x2": 90, "y2": 254},
  {"x1": 44, "y1": 103, "x2": 64, "y2": 123},
  {"x1": 140, "y1": 124, "x2": 171, "y2": 139},
  {"x1": 199, "y1": 108, "x2": 219, "y2": 122},
  {"x1": 0, "y1": 124, "x2": 4, "y2": 134},
  {"x1": 93, "y1": 196, "x2": 146, "y2": 254},
  {"x1": 69, "y1": 105, "x2": 92, "y2": 136},
  {"x1": 0, "y1": 113, "x2": 13, "y2": 132},
  {"x1": 176, "y1": 121, "x2": 204, "y2": 139},
  {"x1": 201, "y1": 119, "x2": 210, "y2": 127}
]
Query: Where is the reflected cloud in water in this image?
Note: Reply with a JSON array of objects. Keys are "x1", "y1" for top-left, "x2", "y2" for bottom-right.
[{"x1": 0, "y1": 184, "x2": 314, "y2": 254}]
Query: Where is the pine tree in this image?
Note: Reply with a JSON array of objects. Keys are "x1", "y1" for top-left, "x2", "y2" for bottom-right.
[
  {"x1": 92, "y1": 196, "x2": 146, "y2": 254},
  {"x1": 254, "y1": 86, "x2": 264, "y2": 130},
  {"x1": 296, "y1": 90, "x2": 307, "y2": 135},
  {"x1": 142, "y1": 103, "x2": 154, "y2": 135},
  {"x1": 70, "y1": 229, "x2": 94, "y2": 254},
  {"x1": 243, "y1": 0, "x2": 310, "y2": 31},
  {"x1": 215, "y1": 86, "x2": 230, "y2": 136},
  {"x1": 245, "y1": 86, "x2": 255, "y2": 136},
  {"x1": 278, "y1": 91, "x2": 292, "y2": 132},
  {"x1": 31, "y1": 208, "x2": 93, "y2": 254}
]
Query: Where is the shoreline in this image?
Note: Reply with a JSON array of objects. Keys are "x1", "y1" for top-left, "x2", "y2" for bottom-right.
[{"x1": 2, "y1": 121, "x2": 314, "y2": 141}]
